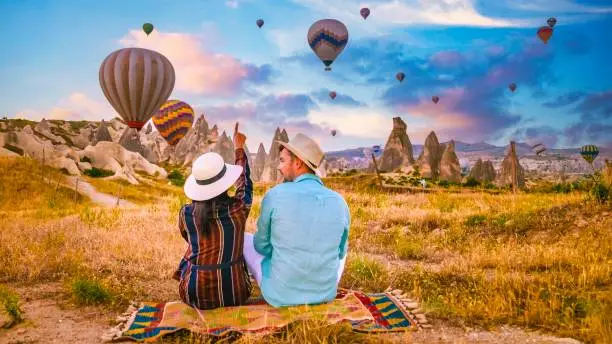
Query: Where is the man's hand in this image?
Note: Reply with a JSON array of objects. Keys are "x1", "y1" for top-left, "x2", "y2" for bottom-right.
[{"x1": 233, "y1": 122, "x2": 246, "y2": 149}]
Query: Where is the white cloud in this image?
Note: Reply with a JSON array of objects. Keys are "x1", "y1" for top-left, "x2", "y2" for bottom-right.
[
  {"x1": 292, "y1": 0, "x2": 535, "y2": 28},
  {"x1": 266, "y1": 27, "x2": 308, "y2": 57},
  {"x1": 225, "y1": 0, "x2": 239, "y2": 8},
  {"x1": 307, "y1": 105, "x2": 391, "y2": 138},
  {"x1": 18, "y1": 93, "x2": 114, "y2": 121},
  {"x1": 119, "y1": 29, "x2": 251, "y2": 96},
  {"x1": 508, "y1": 0, "x2": 612, "y2": 14}
]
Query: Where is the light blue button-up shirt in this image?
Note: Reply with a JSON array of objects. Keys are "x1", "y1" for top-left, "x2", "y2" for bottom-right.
[{"x1": 254, "y1": 173, "x2": 350, "y2": 307}]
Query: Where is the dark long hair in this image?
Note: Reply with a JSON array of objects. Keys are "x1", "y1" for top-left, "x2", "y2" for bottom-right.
[{"x1": 192, "y1": 191, "x2": 233, "y2": 236}]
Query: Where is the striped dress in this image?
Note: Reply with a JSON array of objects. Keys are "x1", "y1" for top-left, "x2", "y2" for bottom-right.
[{"x1": 177, "y1": 148, "x2": 253, "y2": 309}]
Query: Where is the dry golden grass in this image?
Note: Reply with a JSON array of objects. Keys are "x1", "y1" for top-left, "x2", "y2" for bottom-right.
[
  {"x1": 0, "y1": 157, "x2": 90, "y2": 218},
  {"x1": 85, "y1": 174, "x2": 183, "y2": 205},
  {"x1": 1, "y1": 159, "x2": 611, "y2": 343}
]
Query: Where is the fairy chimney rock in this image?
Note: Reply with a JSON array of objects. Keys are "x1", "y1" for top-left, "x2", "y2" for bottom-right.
[
  {"x1": 469, "y1": 159, "x2": 496, "y2": 183},
  {"x1": 260, "y1": 127, "x2": 288, "y2": 183},
  {"x1": 417, "y1": 131, "x2": 443, "y2": 179},
  {"x1": 439, "y1": 140, "x2": 461, "y2": 183},
  {"x1": 93, "y1": 120, "x2": 113, "y2": 145},
  {"x1": 253, "y1": 143, "x2": 267, "y2": 181},
  {"x1": 171, "y1": 114, "x2": 209, "y2": 166},
  {"x1": 213, "y1": 131, "x2": 235, "y2": 163},
  {"x1": 118, "y1": 127, "x2": 145, "y2": 156},
  {"x1": 498, "y1": 143, "x2": 525, "y2": 187},
  {"x1": 379, "y1": 116, "x2": 414, "y2": 172}
]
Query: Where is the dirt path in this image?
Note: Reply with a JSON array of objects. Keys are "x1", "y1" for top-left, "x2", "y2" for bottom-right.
[
  {"x1": 64, "y1": 176, "x2": 135, "y2": 208},
  {"x1": 0, "y1": 283, "x2": 583, "y2": 344},
  {"x1": 0, "y1": 283, "x2": 113, "y2": 344}
]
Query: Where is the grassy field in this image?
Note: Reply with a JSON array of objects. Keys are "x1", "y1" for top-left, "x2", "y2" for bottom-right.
[{"x1": 0, "y1": 157, "x2": 610, "y2": 343}]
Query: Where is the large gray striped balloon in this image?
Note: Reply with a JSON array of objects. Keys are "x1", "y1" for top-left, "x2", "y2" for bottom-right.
[{"x1": 99, "y1": 48, "x2": 175, "y2": 130}]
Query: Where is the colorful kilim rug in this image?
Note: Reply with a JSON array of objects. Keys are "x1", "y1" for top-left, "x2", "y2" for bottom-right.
[{"x1": 103, "y1": 288, "x2": 425, "y2": 342}]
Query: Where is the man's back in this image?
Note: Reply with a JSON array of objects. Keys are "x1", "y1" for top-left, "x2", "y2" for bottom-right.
[{"x1": 254, "y1": 174, "x2": 350, "y2": 307}]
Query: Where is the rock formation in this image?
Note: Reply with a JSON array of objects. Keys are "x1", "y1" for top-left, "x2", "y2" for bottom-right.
[
  {"x1": 34, "y1": 118, "x2": 66, "y2": 144},
  {"x1": 244, "y1": 144, "x2": 254, "y2": 171},
  {"x1": 498, "y1": 143, "x2": 525, "y2": 187},
  {"x1": 439, "y1": 140, "x2": 461, "y2": 183},
  {"x1": 79, "y1": 142, "x2": 167, "y2": 184},
  {"x1": 144, "y1": 122, "x2": 152, "y2": 135},
  {"x1": 118, "y1": 128, "x2": 145, "y2": 156},
  {"x1": 253, "y1": 143, "x2": 267, "y2": 181},
  {"x1": 138, "y1": 130, "x2": 168, "y2": 164},
  {"x1": 171, "y1": 114, "x2": 210, "y2": 166},
  {"x1": 469, "y1": 159, "x2": 496, "y2": 183},
  {"x1": 2, "y1": 125, "x2": 80, "y2": 175},
  {"x1": 93, "y1": 120, "x2": 113, "y2": 145},
  {"x1": 416, "y1": 131, "x2": 444, "y2": 179},
  {"x1": 213, "y1": 131, "x2": 235, "y2": 163},
  {"x1": 379, "y1": 117, "x2": 414, "y2": 172},
  {"x1": 260, "y1": 127, "x2": 288, "y2": 183}
]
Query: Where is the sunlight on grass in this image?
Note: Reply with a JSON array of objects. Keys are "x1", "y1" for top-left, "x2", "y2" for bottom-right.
[{"x1": 0, "y1": 165, "x2": 610, "y2": 343}]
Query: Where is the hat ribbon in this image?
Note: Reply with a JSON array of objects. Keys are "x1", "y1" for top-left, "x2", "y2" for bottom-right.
[{"x1": 195, "y1": 165, "x2": 227, "y2": 185}]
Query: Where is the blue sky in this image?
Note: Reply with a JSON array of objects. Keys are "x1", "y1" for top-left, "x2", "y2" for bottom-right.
[{"x1": 1, "y1": 0, "x2": 611, "y2": 152}]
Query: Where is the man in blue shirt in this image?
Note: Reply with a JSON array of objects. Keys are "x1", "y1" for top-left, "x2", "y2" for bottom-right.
[{"x1": 243, "y1": 133, "x2": 350, "y2": 307}]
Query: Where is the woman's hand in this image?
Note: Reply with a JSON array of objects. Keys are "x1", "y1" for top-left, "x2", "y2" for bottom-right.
[{"x1": 233, "y1": 122, "x2": 246, "y2": 149}]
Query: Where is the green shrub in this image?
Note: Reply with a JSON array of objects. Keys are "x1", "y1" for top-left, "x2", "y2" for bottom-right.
[
  {"x1": 83, "y1": 167, "x2": 114, "y2": 178},
  {"x1": 168, "y1": 169, "x2": 185, "y2": 187},
  {"x1": 2, "y1": 144, "x2": 23, "y2": 156},
  {"x1": 70, "y1": 277, "x2": 112, "y2": 305},
  {"x1": 590, "y1": 182, "x2": 610, "y2": 204},
  {"x1": 464, "y1": 177, "x2": 480, "y2": 188},
  {"x1": 0, "y1": 285, "x2": 23, "y2": 325}
]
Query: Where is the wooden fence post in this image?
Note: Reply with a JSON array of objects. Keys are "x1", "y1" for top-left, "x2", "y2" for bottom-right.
[
  {"x1": 510, "y1": 141, "x2": 517, "y2": 194},
  {"x1": 371, "y1": 153, "x2": 383, "y2": 189}
]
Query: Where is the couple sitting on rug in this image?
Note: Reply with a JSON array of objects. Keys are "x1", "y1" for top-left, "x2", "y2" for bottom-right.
[{"x1": 173, "y1": 123, "x2": 350, "y2": 310}]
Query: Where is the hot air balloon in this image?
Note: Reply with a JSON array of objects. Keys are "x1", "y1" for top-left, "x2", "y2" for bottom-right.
[
  {"x1": 373, "y1": 145, "x2": 381, "y2": 154},
  {"x1": 537, "y1": 26, "x2": 553, "y2": 44},
  {"x1": 99, "y1": 48, "x2": 175, "y2": 131},
  {"x1": 396, "y1": 72, "x2": 405, "y2": 83},
  {"x1": 152, "y1": 100, "x2": 195, "y2": 145},
  {"x1": 143, "y1": 23, "x2": 154, "y2": 35},
  {"x1": 509, "y1": 83, "x2": 517, "y2": 92},
  {"x1": 256, "y1": 19, "x2": 264, "y2": 28},
  {"x1": 329, "y1": 91, "x2": 337, "y2": 100},
  {"x1": 432, "y1": 96, "x2": 440, "y2": 104},
  {"x1": 531, "y1": 143, "x2": 546, "y2": 155},
  {"x1": 360, "y1": 7, "x2": 370, "y2": 20},
  {"x1": 331, "y1": 129, "x2": 337, "y2": 136},
  {"x1": 308, "y1": 19, "x2": 349, "y2": 71},
  {"x1": 580, "y1": 145, "x2": 599, "y2": 164},
  {"x1": 547, "y1": 17, "x2": 557, "y2": 28}
]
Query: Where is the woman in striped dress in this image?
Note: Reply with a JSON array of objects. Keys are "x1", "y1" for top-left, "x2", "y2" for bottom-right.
[{"x1": 173, "y1": 123, "x2": 252, "y2": 309}]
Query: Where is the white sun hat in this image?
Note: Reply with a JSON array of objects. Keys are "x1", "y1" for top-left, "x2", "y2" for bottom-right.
[{"x1": 184, "y1": 152, "x2": 243, "y2": 201}]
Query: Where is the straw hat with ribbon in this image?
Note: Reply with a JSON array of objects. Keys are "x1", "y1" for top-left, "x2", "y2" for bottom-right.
[{"x1": 277, "y1": 133, "x2": 325, "y2": 177}]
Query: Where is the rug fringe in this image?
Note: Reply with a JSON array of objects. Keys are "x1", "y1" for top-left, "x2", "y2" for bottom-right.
[
  {"x1": 100, "y1": 300, "x2": 142, "y2": 343},
  {"x1": 384, "y1": 287, "x2": 431, "y2": 330}
]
